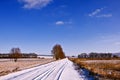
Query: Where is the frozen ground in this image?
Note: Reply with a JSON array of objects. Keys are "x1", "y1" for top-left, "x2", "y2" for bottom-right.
[
  {"x1": 0, "y1": 58, "x2": 54, "y2": 76},
  {"x1": 0, "y1": 58, "x2": 88, "y2": 80}
]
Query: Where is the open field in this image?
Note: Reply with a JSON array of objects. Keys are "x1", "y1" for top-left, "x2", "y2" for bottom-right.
[
  {"x1": 71, "y1": 58, "x2": 120, "y2": 79},
  {"x1": 0, "y1": 58, "x2": 86, "y2": 80},
  {"x1": 0, "y1": 58, "x2": 55, "y2": 76}
]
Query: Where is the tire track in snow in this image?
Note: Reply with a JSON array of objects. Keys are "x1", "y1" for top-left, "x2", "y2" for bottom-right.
[{"x1": 33, "y1": 60, "x2": 67, "y2": 80}]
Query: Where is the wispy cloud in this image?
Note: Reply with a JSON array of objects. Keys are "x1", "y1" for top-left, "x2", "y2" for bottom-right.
[
  {"x1": 88, "y1": 8, "x2": 112, "y2": 18},
  {"x1": 88, "y1": 8, "x2": 103, "y2": 17},
  {"x1": 18, "y1": 0, "x2": 53, "y2": 9},
  {"x1": 96, "y1": 14, "x2": 112, "y2": 18},
  {"x1": 55, "y1": 21, "x2": 64, "y2": 25},
  {"x1": 55, "y1": 20, "x2": 73, "y2": 25}
]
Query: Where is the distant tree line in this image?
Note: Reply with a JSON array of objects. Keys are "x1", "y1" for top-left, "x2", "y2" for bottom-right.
[
  {"x1": 0, "y1": 48, "x2": 37, "y2": 62},
  {"x1": 0, "y1": 53, "x2": 37, "y2": 58},
  {"x1": 78, "y1": 52, "x2": 119, "y2": 58},
  {"x1": 51, "y1": 44, "x2": 66, "y2": 60}
]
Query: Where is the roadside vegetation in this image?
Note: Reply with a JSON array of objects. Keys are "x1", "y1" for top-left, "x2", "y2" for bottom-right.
[
  {"x1": 70, "y1": 58, "x2": 120, "y2": 79},
  {"x1": 69, "y1": 52, "x2": 120, "y2": 79}
]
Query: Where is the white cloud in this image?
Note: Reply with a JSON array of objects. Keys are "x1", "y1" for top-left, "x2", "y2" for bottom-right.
[
  {"x1": 96, "y1": 14, "x2": 112, "y2": 18},
  {"x1": 19, "y1": 0, "x2": 52, "y2": 9},
  {"x1": 88, "y1": 8, "x2": 112, "y2": 18},
  {"x1": 55, "y1": 20, "x2": 73, "y2": 25},
  {"x1": 55, "y1": 21, "x2": 64, "y2": 25},
  {"x1": 88, "y1": 8, "x2": 103, "y2": 17}
]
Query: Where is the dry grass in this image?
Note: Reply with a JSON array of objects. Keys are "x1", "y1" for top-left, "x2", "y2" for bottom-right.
[
  {"x1": 70, "y1": 58, "x2": 120, "y2": 79},
  {"x1": 0, "y1": 58, "x2": 55, "y2": 76}
]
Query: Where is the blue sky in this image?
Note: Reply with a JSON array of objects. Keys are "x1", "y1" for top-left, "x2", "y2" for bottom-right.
[{"x1": 0, "y1": 0, "x2": 120, "y2": 56}]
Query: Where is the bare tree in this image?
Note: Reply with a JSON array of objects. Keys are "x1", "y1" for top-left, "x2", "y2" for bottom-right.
[
  {"x1": 10, "y1": 48, "x2": 22, "y2": 62},
  {"x1": 51, "y1": 44, "x2": 66, "y2": 60}
]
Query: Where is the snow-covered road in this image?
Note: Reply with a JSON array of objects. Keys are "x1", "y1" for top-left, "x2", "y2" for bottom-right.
[{"x1": 0, "y1": 58, "x2": 84, "y2": 80}]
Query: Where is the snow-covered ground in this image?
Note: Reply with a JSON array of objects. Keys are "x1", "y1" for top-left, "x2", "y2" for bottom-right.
[
  {"x1": 0, "y1": 59, "x2": 10, "y2": 62},
  {"x1": 0, "y1": 58, "x2": 85, "y2": 80}
]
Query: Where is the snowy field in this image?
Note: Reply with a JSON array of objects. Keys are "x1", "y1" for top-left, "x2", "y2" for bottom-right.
[
  {"x1": 0, "y1": 58, "x2": 87, "y2": 80},
  {"x1": 0, "y1": 58, "x2": 54, "y2": 76}
]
